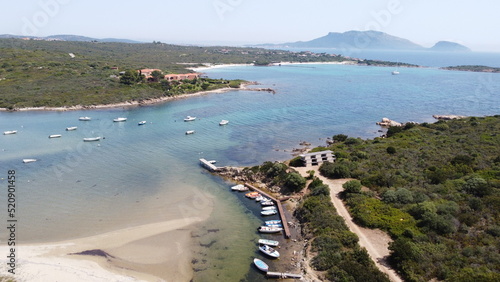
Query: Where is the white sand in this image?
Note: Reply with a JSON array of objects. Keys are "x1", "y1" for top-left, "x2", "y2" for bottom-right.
[{"x1": 0, "y1": 217, "x2": 205, "y2": 282}]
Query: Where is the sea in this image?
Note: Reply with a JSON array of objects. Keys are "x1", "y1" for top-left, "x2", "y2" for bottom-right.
[{"x1": 1, "y1": 51, "x2": 500, "y2": 281}]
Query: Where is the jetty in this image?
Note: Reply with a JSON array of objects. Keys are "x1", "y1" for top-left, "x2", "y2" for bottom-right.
[
  {"x1": 266, "y1": 272, "x2": 303, "y2": 279},
  {"x1": 199, "y1": 158, "x2": 220, "y2": 172},
  {"x1": 244, "y1": 183, "x2": 291, "y2": 239}
]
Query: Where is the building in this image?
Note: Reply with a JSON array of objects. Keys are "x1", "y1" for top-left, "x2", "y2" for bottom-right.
[
  {"x1": 138, "y1": 69, "x2": 162, "y2": 79},
  {"x1": 164, "y1": 73, "x2": 199, "y2": 81},
  {"x1": 300, "y1": 150, "x2": 335, "y2": 167}
]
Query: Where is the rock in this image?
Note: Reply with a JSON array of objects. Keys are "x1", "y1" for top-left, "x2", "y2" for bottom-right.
[
  {"x1": 376, "y1": 117, "x2": 402, "y2": 127},
  {"x1": 433, "y1": 114, "x2": 467, "y2": 120}
]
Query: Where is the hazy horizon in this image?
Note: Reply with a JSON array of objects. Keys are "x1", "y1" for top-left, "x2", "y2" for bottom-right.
[{"x1": 1, "y1": 0, "x2": 499, "y2": 52}]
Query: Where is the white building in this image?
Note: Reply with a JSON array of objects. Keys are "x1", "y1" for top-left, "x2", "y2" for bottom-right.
[{"x1": 300, "y1": 150, "x2": 335, "y2": 167}]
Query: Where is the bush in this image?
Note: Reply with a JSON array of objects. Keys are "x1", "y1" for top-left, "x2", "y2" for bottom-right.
[
  {"x1": 333, "y1": 134, "x2": 348, "y2": 142},
  {"x1": 284, "y1": 172, "x2": 306, "y2": 192},
  {"x1": 343, "y1": 180, "x2": 362, "y2": 194},
  {"x1": 386, "y1": 146, "x2": 397, "y2": 154},
  {"x1": 320, "y1": 161, "x2": 351, "y2": 179}
]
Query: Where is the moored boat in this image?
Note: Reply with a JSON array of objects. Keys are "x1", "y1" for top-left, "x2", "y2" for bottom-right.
[
  {"x1": 265, "y1": 220, "x2": 282, "y2": 226},
  {"x1": 245, "y1": 192, "x2": 259, "y2": 199},
  {"x1": 258, "y1": 239, "x2": 279, "y2": 247},
  {"x1": 138, "y1": 121, "x2": 146, "y2": 125},
  {"x1": 262, "y1": 206, "x2": 277, "y2": 211},
  {"x1": 3, "y1": 130, "x2": 17, "y2": 135},
  {"x1": 83, "y1": 137, "x2": 101, "y2": 142},
  {"x1": 184, "y1": 116, "x2": 196, "y2": 122},
  {"x1": 79, "y1": 117, "x2": 91, "y2": 121},
  {"x1": 231, "y1": 184, "x2": 248, "y2": 191},
  {"x1": 259, "y1": 226, "x2": 283, "y2": 233},
  {"x1": 259, "y1": 244, "x2": 280, "y2": 258},
  {"x1": 22, "y1": 159, "x2": 37, "y2": 163},
  {"x1": 219, "y1": 120, "x2": 229, "y2": 126},
  {"x1": 66, "y1": 126, "x2": 78, "y2": 131},
  {"x1": 253, "y1": 258, "x2": 269, "y2": 272},
  {"x1": 261, "y1": 209, "x2": 278, "y2": 216},
  {"x1": 185, "y1": 130, "x2": 195, "y2": 135},
  {"x1": 49, "y1": 134, "x2": 62, "y2": 138},
  {"x1": 261, "y1": 200, "x2": 274, "y2": 206},
  {"x1": 113, "y1": 117, "x2": 127, "y2": 122}
]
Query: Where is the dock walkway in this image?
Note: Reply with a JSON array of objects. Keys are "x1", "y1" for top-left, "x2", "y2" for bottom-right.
[
  {"x1": 199, "y1": 158, "x2": 219, "y2": 172},
  {"x1": 244, "y1": 183, "x2": 291, "y2": 239}
]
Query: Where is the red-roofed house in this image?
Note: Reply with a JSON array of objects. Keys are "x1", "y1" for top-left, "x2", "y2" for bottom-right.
[{"x1": 164, "y1": 73, "x2": 199, "y2": 81}]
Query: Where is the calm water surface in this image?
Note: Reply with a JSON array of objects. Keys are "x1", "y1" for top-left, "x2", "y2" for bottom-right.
[{"x1": 1, "y1": 62, "x2": 499, "y2": 281}]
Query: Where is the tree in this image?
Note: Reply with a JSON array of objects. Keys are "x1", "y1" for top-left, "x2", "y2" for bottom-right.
[
  {"x1": 284, "y1": 172, "x2": 306, "y2": 192},
  {"x1": 150, "y1": 70, "x2": 164, "y2": 82},
  {"x1": 343, "y1": 180, "x2": 362, "y2": 194},
  {"x1": 463, "y1": 176, "x2": 492, "y2": 197},
  {"x1": 120, "y1": 70, "x2": 143, "y2": 85}
]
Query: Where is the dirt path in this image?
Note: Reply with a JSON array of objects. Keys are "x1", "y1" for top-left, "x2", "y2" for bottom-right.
[{"x1": 295, "y1": 167, "x2": 402, "y2": 282}]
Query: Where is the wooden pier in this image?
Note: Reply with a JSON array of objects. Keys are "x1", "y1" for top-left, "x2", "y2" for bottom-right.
[
  {"x1": 199, "y1": 158, "x2": 219, "y2": 172},
  {"x1": 244, "y1": 183, "x2": 291, "y2": 239},
  {"x1": 266, "y1": 272, "x2": 303, "y2": 279}
]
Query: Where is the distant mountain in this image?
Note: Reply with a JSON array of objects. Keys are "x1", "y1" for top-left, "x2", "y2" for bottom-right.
[
  {"x1": 259, "y1": 30, "x2": 471, "y2": 52},
  {"x1": 0, "y1": 34, "x2": 142, "y2": 43},
  {"x1": 430, "y1": 41, "x2": 471, "y2": 52},
  {"x1": 261, "y1": 30, "x2": 424, "y2": 50}
]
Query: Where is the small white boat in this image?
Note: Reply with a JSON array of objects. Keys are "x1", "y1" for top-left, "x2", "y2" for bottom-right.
[
  {"x1": 184, "y1": 116, "x2": 196, "y2": 122},
  {"x1": 261, "y1": 210, "x2": 278, "y2": 216},
  {"x1": 219, "y1": 120, "x2": 229, "y2": 126},
  {"x1": 262, "y1": 206, "x2": 277, "y2": 211},
  {"x1": 3, "y1": 130, "x2": 17, "y2": 135},
  {"x1": 83, "y1": 137, "x2": 101, "y2": 142},
  {"x1": 258, "y1": 239, "x2": 279, "y2": 247},
  {"x1": 259, "y1": 244, "x2": 280, "y2": 258},
  {"x1": 253, "y1": 258, "x2": 269, "y2": 272},
  {"x1": 265, "y1": 220, "x2": 282, "y2": 226},
  {"x1": 208, "y1": 160, "x2": 217, "y2": 164},
  {"x1": 259, "y1": 226, "x2": 283, "y2": 233},
  {"x1": 261, "y1": 200, "x2": 275, "y2": 206},
  {"x1": 255, "y1": 195, "x2": 265, "y2": 202},
  {"x1": 391, "y1": 71, "x2": 400, "y2": 75},
  {"x1": 49, "y1": 134, "x2": 62, "y2": 138},
  {"x1": 22, "y1": 159, "x2": 37, "y2": 163},
  {"x1": 79, "y1": 117, "x2": 91, "y2": 121},
  {"x1": 231, "y1": 184, "x2": 248, "y2": 191},
  {"x1": 113, "y1": 117, "x2": 127, "y2": 122},
  {"x1": 66, "y1": 126, "x2": 78, "y2": 131},
  {"x1": 185, "y1": 130, "x2": 195, "y2": 135},
  {"x1": 138, "y1": 121, "x2": 146, "y2": 125}
]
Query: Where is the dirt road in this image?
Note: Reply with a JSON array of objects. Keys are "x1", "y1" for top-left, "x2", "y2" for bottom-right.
[{"x1": 295, "y1": 167, "x2": 402, "y2": 282}]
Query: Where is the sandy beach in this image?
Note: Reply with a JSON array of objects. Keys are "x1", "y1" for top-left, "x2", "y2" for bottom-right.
[{"x1": 0, "y1": 217, "x2": 207, "y2": 281}]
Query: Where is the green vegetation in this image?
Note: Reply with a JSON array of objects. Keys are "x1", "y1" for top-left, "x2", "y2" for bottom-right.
[
  {"x1": 295, "y1": 177, "x2": 389, "y2": 281},
  {"x1": 0, "y1": 38, "x2": 409, "y2": 109},
  {"x1": 241, "y1": 161, "x2": 306, "y2": 194},
  {"x1": 316, "y1": 116, "x2": 500, "y2": 281},
  {"x1": 442, "y1": 65, "x2": 500, "y2": 73}
]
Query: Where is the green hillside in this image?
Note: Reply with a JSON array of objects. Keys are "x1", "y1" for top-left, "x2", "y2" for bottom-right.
[{"x1": 304, "y1": 116, "x2": 500, "y2": 281}]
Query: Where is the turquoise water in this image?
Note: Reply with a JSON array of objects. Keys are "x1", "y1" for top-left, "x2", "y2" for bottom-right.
[{"x1": 1, "y1": 63, "x2": 499, "y2": 281}]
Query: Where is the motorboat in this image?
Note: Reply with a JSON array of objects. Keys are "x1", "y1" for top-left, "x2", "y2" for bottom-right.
[
  {"x1": 22, "y1": 159, "x2": 37, "y2": 163},
  {"x1": 245, "y1": 192, "x2": 259, "y2": 199},
  {"x1": 391, "y1": 70, "x2": 400, "y2": 75},
  {"x1": 185, "y1": 130, "x2": 195, "y2": 135},
  {"x1": 138, "y1": 121, "x2": 146, "y2": 125},
  {"x1": 258, "y1": 226, "x2": 283, "y2": 233},
  {"x1": 261, "y1": 200, "x2": 275, "y2": 206},
  {"x1": 113, "y1": 117, "x2": 127, "y2": 122},
  {"x1": 83, "y1": 137, "x2": 101, "y2": 142},
  {"x1": 49, "y1": 134, "x2": 62, "y2": 138},
  {"x1": 3, "y1": 130, "x2": 17, "y2": 135},
  {"x1": 231, "y1": 184, "x2": 248, "y2": 191},
  {"x1": 66, "y1": 126, "x2": 78, "y2": 131},
  {"x1": 184, "y1": 116, "x2": 196, "y2": 122},
  {"x1": 265, "y1": 220, "x2": 282, "y2": 226},
  {"x1": 262, "y1": 206, "x2": 277, "y2": 211},
  {"x1": 253, "y1": 258, "x2": 269, "y2": 272},
  {"x1": 79, "y1": 117, "x2": 91, "y2": 121},
  {"x1": 258, "y1": 239, "x2": 279, "y2": 247},
  {"x1": 261, "y1": 210, "x2": 278, "y2": 216},
  {"x1": 258, "y1": 244, "x2": 280, "y2": 258},
  {"x1": 219, "y1": 120, "x2": 229, "y2": 126}
]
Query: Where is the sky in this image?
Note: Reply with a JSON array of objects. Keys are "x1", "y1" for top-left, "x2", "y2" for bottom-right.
[{"x1": 1, "y1": 0, "x2": 499, "y2": 51}]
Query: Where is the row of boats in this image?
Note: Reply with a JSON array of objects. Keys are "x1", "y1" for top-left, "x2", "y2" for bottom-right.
[{"x1": 229, "y1": 184, "x2": 297, "y2": 277}]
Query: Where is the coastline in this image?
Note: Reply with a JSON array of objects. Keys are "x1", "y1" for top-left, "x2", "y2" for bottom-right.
[
  {"x1": 0, "y1": 217, "x2": 207, "y2": 282},
  {"x1": 0, "y1": 82, "x2": 263, "y2": 113}
]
